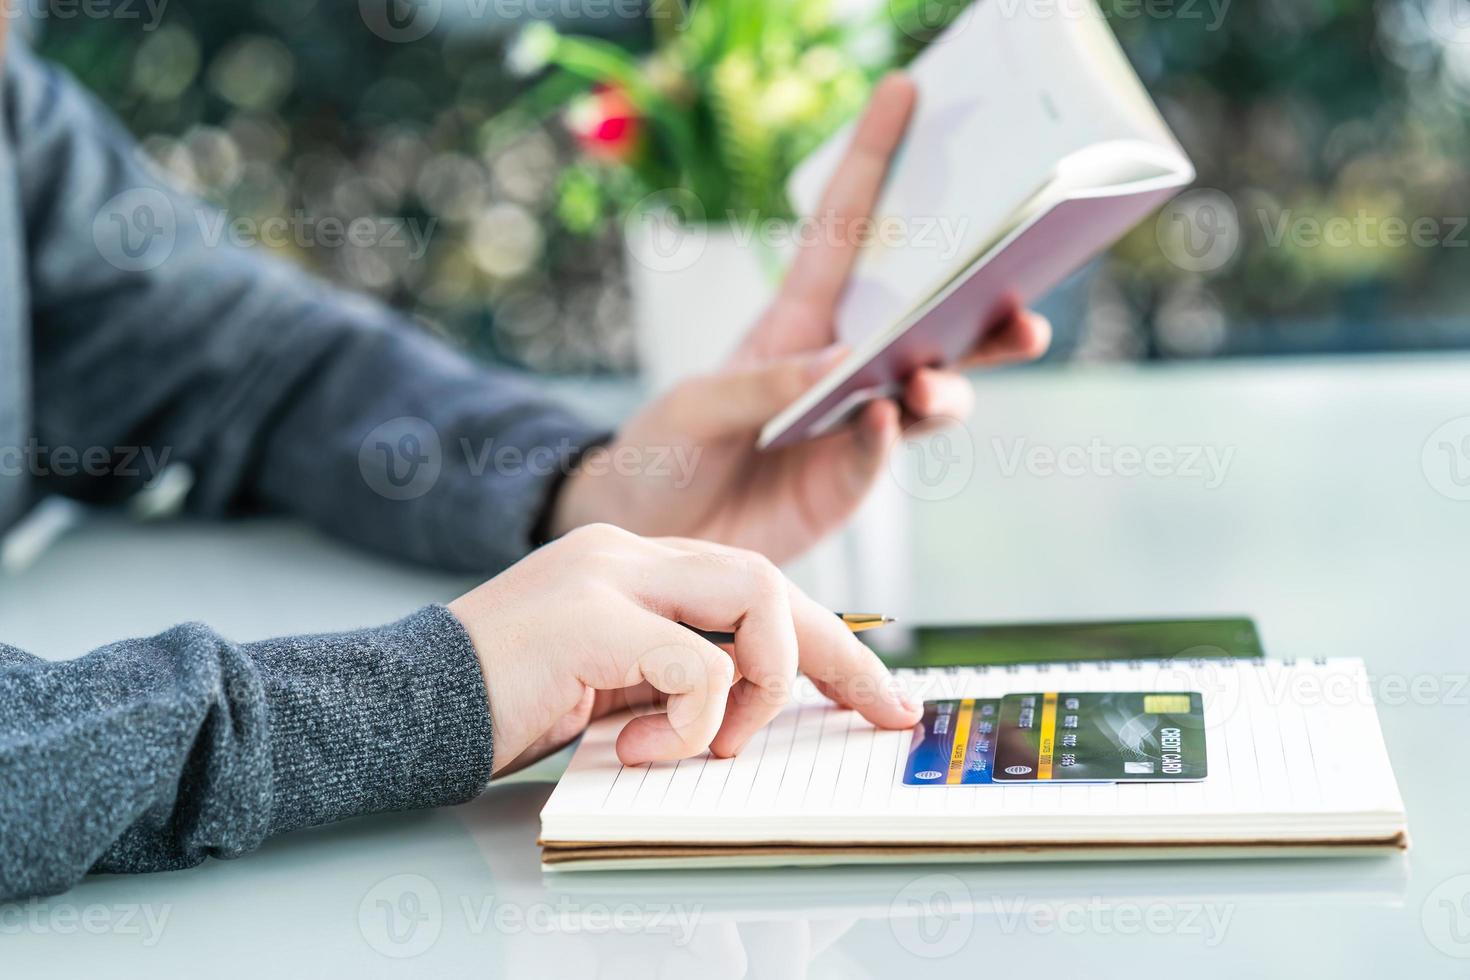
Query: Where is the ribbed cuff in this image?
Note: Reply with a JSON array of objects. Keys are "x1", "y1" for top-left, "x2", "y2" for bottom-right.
[{"x1": 252, "y1": 604, "x2": 494, "y2": 835}]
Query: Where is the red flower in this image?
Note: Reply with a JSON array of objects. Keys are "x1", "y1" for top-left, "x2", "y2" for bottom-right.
[{"x1": 566, "y1": 87, "x2": 642, "y2": 163}]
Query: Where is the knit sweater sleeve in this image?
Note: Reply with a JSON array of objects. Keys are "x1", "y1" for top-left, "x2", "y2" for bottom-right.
[{"x1": 0, "y1": 605, "x2": 493, "y2": 901}]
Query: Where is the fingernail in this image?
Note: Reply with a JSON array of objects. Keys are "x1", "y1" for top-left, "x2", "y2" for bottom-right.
[
  {"x1": 807, "y1": 344, "x2": 849, "y2": 380},
  {"x1": 899, "y1": 691, "x2": 921, "y2": 714}
]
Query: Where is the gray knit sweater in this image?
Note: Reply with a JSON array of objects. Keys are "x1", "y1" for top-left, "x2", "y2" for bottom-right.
[{"x1": 0, "y1": 38, "x2": 604, "y2": 900}]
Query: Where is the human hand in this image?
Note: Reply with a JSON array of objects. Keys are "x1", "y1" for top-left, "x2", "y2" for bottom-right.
[
  {"x1": 549, "y1": 74, "x2": 1050, "y2": 563},
  {"x1": 447, "y1": 523, "x2": 921, "y2": 774}
]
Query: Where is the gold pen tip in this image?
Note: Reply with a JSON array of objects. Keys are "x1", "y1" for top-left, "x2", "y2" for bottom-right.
[{"x1": 841, "y1": 613, "x2": 896, "y2": 633}]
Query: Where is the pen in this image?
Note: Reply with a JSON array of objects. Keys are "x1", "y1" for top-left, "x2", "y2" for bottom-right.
[{"x1": 684, "y1": 612, "x2": 895, "y2": 646}]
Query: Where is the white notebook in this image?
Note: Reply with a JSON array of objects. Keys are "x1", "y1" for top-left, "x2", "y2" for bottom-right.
[{"x1": 540, "y1": 658, "x2": 1407, "y2": 871}]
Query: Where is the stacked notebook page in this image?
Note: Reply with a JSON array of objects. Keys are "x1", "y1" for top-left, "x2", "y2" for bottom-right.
[{"x1": 540, "y1": 658, "x2": 1407, "y2": 871}]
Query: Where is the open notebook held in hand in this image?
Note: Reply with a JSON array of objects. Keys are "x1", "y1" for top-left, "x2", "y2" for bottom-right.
[
  {"x1": 758, "y1": 0, "x2": 1194, "y2": 450},
  {"x1": 539, "y1": 658, "x2": 1407, "y2": 871}
]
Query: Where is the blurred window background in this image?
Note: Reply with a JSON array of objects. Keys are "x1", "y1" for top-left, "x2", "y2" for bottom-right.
[{"x1": 17, "y1": 0, "x2": 1470, "y2": 372}]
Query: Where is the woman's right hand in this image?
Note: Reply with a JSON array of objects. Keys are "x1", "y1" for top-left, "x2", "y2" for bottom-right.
[{"x1": 447, "y1": 523, "x2": 921, "y2": 775}]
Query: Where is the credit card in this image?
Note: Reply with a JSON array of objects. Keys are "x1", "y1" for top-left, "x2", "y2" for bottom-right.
[
  {"x1": 991, "y1": 691, "x2": 1207, "y2": 782},
  {"x1": 903, "y1": 699, "x2": 1001, "y2": 784}
]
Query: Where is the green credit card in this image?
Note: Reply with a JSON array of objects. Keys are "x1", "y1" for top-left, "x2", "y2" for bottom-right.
[{"x1": 991, "y1": 691, "x2": 1207, "y2": 782}]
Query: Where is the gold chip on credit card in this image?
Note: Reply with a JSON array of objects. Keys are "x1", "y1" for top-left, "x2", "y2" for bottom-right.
[{"x1": 1143, "y1": 694, "x2": 1193, "y2": 714}]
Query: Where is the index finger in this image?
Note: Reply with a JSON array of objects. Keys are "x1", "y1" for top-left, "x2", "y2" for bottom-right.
[
  {"x1": 788, "y1": 584, "x2": 921, "y2": 730},
  {"x1": 776, "y1": 74, "x2": 918, "y2": 325},
  {"x1": 652, "y1": 536, "x2": 920, "y2": 732}
]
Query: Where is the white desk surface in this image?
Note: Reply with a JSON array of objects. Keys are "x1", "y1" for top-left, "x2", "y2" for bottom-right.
[{"x1": 3, "y1": 356, "x2": 1469, "y2": 977}]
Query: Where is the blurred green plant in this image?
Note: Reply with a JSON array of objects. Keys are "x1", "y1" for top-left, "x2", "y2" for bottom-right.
[{"x1": 485, "y1": 0, "x2": 965, "y2": 232}]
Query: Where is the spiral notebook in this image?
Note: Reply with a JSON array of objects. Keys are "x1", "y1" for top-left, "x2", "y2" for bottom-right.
[{"x1": 539, "y1": 659, "x2": 1407, "y2": 871}]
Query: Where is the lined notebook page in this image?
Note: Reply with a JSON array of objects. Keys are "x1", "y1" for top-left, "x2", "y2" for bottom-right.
[{"x1": 541, "y1": 658, "x2": 1404, "y2": 843}]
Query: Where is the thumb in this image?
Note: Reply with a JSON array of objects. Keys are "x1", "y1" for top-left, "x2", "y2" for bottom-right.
[{"x1": 672, "y1": 345, "x2": 848, "y2": 439}]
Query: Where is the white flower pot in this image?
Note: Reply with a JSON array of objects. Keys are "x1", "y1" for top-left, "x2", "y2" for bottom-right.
[
  {"x1": 624, "y1": 218, "x2": 790, "y2": 391},
  {"x1": 623, "y1": 215, "x2": 913, "y2": 634}
]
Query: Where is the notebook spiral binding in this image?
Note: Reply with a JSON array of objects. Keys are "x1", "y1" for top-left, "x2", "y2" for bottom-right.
[{"x1": 914, "y1": 655, "x2": 1329, "y2": 675}]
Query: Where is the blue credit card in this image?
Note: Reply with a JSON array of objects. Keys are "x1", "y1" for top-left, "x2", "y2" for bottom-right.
[{"x1": 903, "y1": 698, "x2": 1001, "y2": 785}]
